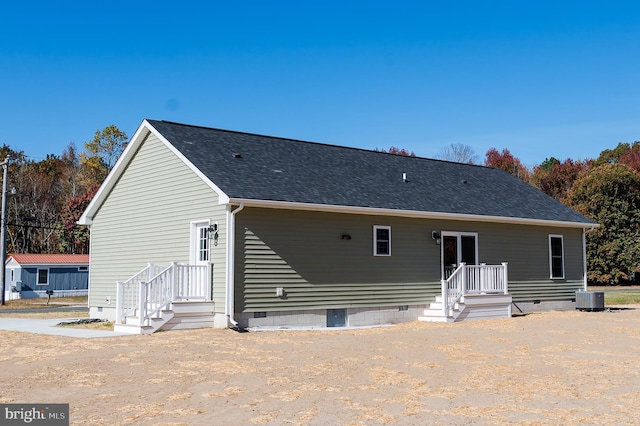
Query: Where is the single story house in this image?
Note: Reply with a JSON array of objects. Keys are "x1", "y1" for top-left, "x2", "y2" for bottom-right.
[
  {"x1": 5, "y1": 254, "x2": 90, "y2": 300},
  {"x1": 78, "y1": 119, "x2": 597, "y2": 333}
]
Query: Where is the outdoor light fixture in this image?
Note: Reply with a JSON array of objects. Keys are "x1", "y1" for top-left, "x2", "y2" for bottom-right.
[
  {"x1": 208, "y1": 222, "x2": 219, "y2": 246},
  {"x1": 341, "y1": 233, "x2": 352, "y2": 240},
  {"x1": 432, "y1": 231, "x2": 441, "y2": 245}
]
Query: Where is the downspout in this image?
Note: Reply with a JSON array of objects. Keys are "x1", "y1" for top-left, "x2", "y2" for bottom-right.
[
  {"x1": 226, "y1": 203, "x2": 244, "y2": 329},
  {"x1": 582, "y1": 226, "x2": 597, "y2": 291}
]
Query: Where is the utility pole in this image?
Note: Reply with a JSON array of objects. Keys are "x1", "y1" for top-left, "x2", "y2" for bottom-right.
[{"x1": 0, "y1": 157, "x2": 9, "y2": 305}]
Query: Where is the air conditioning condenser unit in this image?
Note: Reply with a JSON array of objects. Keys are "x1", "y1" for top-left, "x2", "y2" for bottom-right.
[{"x1": 575, "y1": 291, "x2": 605, "y2": 311}]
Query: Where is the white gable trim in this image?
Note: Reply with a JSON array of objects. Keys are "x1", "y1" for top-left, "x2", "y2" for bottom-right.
[
  {"x1": 227, "y1": 198, "x2": 598, "y2": 229},
  {"x1": 78, "y1": 119, "x2": 229, "y2": 225}
]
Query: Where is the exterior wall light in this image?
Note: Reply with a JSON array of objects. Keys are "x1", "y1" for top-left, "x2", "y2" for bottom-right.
[
  {"x1": 432, "y1": 231, "x2": 441, "y2": 245},
  {"x1": 208, "y1": 223, "x2": 219, "y2": 246},
  {"x1": 341, "y1": 233, "x2": 352, "y2": 240}
]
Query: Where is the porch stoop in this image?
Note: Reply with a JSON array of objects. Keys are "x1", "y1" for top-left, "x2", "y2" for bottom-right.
[
  {"x1": 419, "y1": 294, "x2": 512, "y2": 323},
  {"x1": 114, "y1": 301, "x2": 215, "y2": 334},
  {"x1": 161, "y1": 301, "x2": 216, "y2": 331}
]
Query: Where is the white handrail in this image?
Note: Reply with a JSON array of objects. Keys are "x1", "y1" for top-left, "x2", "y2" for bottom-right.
[
  {"x1": 115, "y1": 263, "x2": 210, "y2": 325},
  {"x1": 442, "y1": 263, "x2": 508, "y2": 316}
]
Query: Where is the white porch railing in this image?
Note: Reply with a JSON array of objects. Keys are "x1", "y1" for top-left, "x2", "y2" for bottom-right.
[
  {"x1": 441, "y1": 263, "x2": 508, "y2": 317},
  {"x1": 115, "y1": 262, "x2": 210, "y2": 326}
]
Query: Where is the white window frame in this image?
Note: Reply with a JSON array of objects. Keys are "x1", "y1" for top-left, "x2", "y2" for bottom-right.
[
  {"x1": 36, "y1": 268, "x2": 49, "y2": 286},
  {"x1": 373, "y1": 225, "x2": 391, "y2": 256},
  {"x1": 190, "y1": 219, "x2": 211, "y2": 265},
  {"x1": 440, "y1": 231, "x2": 479, "y2": 277},
  {"x1": 549, "y1": 234, "x2": 565, "y2": 279}
]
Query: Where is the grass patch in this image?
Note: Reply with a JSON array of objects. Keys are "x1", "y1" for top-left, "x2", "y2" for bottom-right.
[
  {"x1": 605, "y1": 292, "x2": 640, "y2": 305},
  {"x1": 0, "y1": 296, "x2": 87, "y2": 310}
]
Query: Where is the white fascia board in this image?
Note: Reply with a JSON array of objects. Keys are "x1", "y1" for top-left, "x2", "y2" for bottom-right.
[
  {"x1": 227, "y1": 198, "x2": 598, "y2": 229},
  {"x1": 78, "y1": 119, "x2": 230, "y2": 225}
]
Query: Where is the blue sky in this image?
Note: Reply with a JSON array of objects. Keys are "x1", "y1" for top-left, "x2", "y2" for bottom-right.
[{"x1": 1, "y1": 1, "x2": 639, "y2": 168}]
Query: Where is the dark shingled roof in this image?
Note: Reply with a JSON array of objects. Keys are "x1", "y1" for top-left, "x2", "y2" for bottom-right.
[{"x1": 147, "y1": 120, "x2": 594, "y2": 225}]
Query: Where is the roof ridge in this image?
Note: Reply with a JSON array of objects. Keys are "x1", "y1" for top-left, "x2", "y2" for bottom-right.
[{"x1": 149, "y1": 119, "x2": 489, "y2": 169}]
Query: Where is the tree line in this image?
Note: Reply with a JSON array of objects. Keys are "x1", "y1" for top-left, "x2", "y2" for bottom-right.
[
  {"x1": 3, "y1": 126, "x2": 637, "y2": 285},
  {"x1": 0, "y1": 125, "x2": 128, "y2": 255}
]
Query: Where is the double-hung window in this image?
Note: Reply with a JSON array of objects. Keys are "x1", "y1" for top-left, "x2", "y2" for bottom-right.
[
  {"x1": 374, "y1": 225, "x2": 391, "y2": 256},
  {"x1": 37, "y1": 268, "x2": 49, "y2": 285},
  {"x1": 549, "y1": 235, "x2": 564, "y2": 279}
]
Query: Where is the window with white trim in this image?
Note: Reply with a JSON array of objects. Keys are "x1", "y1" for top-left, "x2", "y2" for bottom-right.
[
  {"x1": 549, "y1": 235, "x2": 565, "y2": 279},
  {"x1": 374, "y1": 225, "x2": 391, "y2": 256},
  {"x1": 37, "y1": 268, "x2": 49, "y2": 285}
]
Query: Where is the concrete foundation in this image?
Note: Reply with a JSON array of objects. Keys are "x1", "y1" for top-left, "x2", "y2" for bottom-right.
[{"x1": 236, "y1": 305, "x2": 431, "y2": 329}]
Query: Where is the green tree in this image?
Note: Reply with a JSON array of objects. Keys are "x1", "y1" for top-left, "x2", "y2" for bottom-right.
[
  {"x1": 594, "y1": 142, "x2": 631, "y2": 166},
  {"x1": 539, "y1": 157, "x2": 560, "y2": 172},
  {"x1": 566, "y1": 163, "x2": 640, "y2": 284}
]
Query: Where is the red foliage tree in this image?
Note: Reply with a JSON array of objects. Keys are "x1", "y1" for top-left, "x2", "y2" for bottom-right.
[
  {"x1": 534, "y1": 159, "x2": 591, "y2": 201},
  {"x1": 619, "y1": 142, "x2": 640, "y2": 171},
  {"x1": 376, "y1": 146, "x2": 416, "y2": 157},
  {"x1": 55, "y1": 183, "x2": 100, "y2": 254},
  {"x1": 484, "y1": 148, "x2": 530, "y2": 181}
]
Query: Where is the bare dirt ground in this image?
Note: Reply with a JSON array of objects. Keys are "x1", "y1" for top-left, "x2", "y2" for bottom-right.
[{"x1": 1, "y1": 307, "x2": 639, "y2": 426}]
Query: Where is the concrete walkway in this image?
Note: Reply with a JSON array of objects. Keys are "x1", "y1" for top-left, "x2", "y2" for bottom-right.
[{"x1": 0, "y1": 317, "x2": 131, "y2": 338}]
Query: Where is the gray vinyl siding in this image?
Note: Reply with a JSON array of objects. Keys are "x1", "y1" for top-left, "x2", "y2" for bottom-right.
[
  {"x1": 89, "y1": 133, "x2": 227, "y2": 312},
  {"x1": 236, "y1": 208, "x2": 439, "y2": 312},
  {"x1": 234, "y1": 208, "x2": 586, "y2": 312}
]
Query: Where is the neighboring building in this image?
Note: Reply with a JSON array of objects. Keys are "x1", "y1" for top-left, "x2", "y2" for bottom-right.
[
  {"x1": 5, "y1": 254, "x2": 89, "y2": 300},
  {"x1": 78, "y1": 119, "x2": 597, "y2": 333}
]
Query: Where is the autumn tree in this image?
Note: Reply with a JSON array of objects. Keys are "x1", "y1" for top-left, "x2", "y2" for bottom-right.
[
  {"x1": 566, "y1": 163, "x2": 640, "y2": 284},
  {"x1": 0, "y1": 125, "x2": 125, "y2": 255},
  {"x1": 55, "y1": 183, "x2": 99, "y2": 254},
  {"x1": 484, "y1": 148, "x2": 530, "y2": 181},
  {"x1": 619, "y1": 142, "x2": 640, "y2": 171},
  {"x1": 81, "y1": 125, "x2": 128, "y2": 182},
  {"x1": 532, "y1": 159, "x2": 591, "y2": 202},
  {"x1": 375, "y1": 146, "x2": 416, "y2": 156},
  {"x1": 6, "y1": 154, "x2": 72, "y2": 253},
  {"x1": 437, "y1": 143, "x2": 478, "y2": 164}
]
